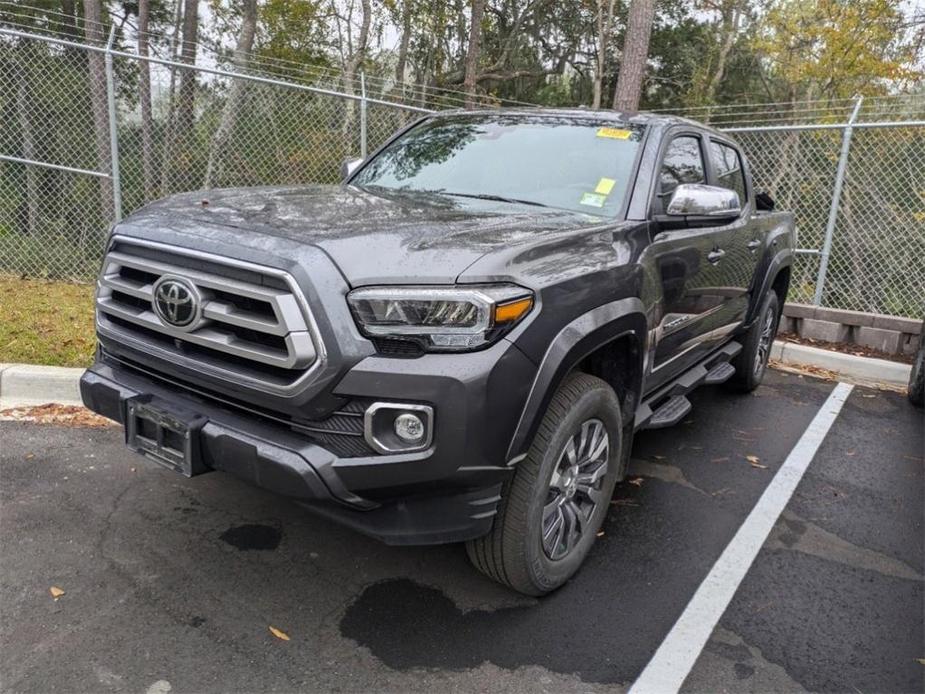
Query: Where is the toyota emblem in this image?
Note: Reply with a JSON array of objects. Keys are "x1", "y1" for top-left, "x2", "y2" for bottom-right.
[{"x1": 153, "y1": 277, "x2": 200, "y2": 328}]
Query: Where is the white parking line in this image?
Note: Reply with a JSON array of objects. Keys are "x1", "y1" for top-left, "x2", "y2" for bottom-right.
[{"x1": 629, "y1": 381, "x2": 855, "y2": 694}]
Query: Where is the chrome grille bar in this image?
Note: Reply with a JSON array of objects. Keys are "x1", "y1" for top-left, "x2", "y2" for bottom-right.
[{"x1": 96, "y1": 237, "x2": 319, "y2": 375}]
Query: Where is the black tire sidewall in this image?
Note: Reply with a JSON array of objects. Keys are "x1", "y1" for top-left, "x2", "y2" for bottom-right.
[
  {"x1": 521, "y1": 380, "x2": 621, "y2": 592},
  {"x1": 752, "y1": 291, "x2": 780, "y2": 383}
]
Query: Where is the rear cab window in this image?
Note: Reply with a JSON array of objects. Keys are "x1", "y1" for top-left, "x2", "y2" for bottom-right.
[{"x1": 709, "y1": 141, "x2": 747, "y2": 206}]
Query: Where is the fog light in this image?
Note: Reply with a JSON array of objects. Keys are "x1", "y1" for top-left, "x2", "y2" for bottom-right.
[
  {"x1": 394, "y1": 413, "x2": 425, "y2": 442},
  {"x1": 364, "y1": 402, "x2": 433, "y2": 454}
]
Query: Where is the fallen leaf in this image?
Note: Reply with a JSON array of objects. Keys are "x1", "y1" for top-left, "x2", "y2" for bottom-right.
[
  {"x1": 628, "y1": 477, "x2": 644, "y2": 487},
  {"x1": 25, "y1": 453, "x2": 35, "y2": 460},
  {"x1": 596, "y1": 531, "x2": 605, "y2": 537},
  {"x1": 745, "y1": 455, "x2": 768, "y2": 469},
  {"x1": 846, "y1": 450, "x2": 856, "y2": 457},
  {"x1": 268, "y1": 626, "x2": 290, "y2": 641},
  {"x1": 49, "y1": 586, "x2": 65, "y2": 599}
]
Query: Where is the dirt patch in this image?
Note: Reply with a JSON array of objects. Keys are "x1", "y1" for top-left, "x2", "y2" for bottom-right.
[
  {"x1": 0, "y1": 403, "x2": 115, "y2": 427},
  {"x1": 778, "y1": 332, "x2": 914, "y2": 365}
]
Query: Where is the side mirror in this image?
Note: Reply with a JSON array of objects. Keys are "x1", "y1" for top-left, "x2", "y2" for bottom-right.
[
  {"x1": 666, "y1": 183, "x2": 741, "y2": 220},
  {"x1": 340, "y1": 156, "x2": 363, "y2": 181}
]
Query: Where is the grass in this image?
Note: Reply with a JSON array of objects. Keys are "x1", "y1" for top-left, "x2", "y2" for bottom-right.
[{"x1": 0, "y1": 276, "x2": 96, "y2": 367}]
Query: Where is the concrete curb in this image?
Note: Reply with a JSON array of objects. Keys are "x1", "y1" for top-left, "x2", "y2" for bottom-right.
[
  {"x1": 0, "y1": 363, "x2": 85, "y2": 409},
  {"x1": 0, "y1": 342, "x2": 914, "y2": 410},
  {"x1": 770, "y1": 341, "x2": 911, "y2": 389}
]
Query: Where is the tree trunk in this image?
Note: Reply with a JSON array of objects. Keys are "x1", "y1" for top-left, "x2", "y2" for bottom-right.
[
  {"x1": 162, "y1": 0, "x2": 199, "y2": 192},
  {"x1": 82, "y1": 0, "x2": 114, "y2": 221},
  {"x1": 175, "y1": 0, "x2": 200, "y2": 133},
  {"x1": 463, "y1": 0, "x2": 485, "y2": 107},
  {"x1": 204, "y1": 0, "x2": 258, "y2": 189},
  {"x1": 592, "y1": 0, "x2": 616, "y2": 109},
  {"x1": 159, "y1": 0, "x2": 186, "y2": 194},
  {"x1": 341, "y1": 0, "x2": 371, "y2": 146},
  {"x1": 16, "y1": 52, "x2": 39, "y2": 236},
  {"x1": 137, "y1": 0, "x2": 155, "y2": 201},
  {"x1": 703, "y1": 2, "x2": 741, "y2": 105},
  {"x1": 612, "y1": 0, "x2": 656, "y2": 112},
  {"x1": 395, "y1": 0, "x2": 412, "y2": 88}
]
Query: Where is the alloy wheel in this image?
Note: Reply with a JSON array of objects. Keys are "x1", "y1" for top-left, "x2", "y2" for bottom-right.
[
  {"x1": 541, "y1": 418, "x2": 609, "y2": 561},
  {"x1": 754, "y1": 304, "x2": 776, "y2": 377}
]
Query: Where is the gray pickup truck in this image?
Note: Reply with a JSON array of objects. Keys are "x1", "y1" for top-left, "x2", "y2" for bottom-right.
[{"x1": 80, "y1": 109, "x2": 795, "y2": 595}]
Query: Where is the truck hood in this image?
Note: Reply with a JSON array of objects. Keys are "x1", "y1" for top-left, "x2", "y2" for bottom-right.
[{"x1": 124, "y1": 185, "x2": 607, "y2": 285}]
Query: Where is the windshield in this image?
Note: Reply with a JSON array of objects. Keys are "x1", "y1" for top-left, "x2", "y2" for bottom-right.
[{"x1": 352, "y1": 114, "x2": 645, "y2": 217}]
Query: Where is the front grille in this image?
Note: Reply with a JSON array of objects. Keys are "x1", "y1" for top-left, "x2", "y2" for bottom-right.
[{"x1": 96, "y1": 237, "x2": 321, "y2": 391}]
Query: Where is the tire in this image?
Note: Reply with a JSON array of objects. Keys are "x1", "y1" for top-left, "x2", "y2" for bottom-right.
[
  {"x1": 728, "y1": 289, "x2": 780, "y2": 392},
  {"x1": 466, "y1": 372, "x2": 622, "y2": 596},
  {"x1": 908, "y1": 323, "x2": 924, "y2": 407}
]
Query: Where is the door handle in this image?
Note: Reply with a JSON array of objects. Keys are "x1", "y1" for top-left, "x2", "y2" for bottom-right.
[
  {"x1": 746, "y1": 239, "x2": 761, "y2": 251},
  {"x1": 707, "y1": 248, "x2": 726, "y2": 264}
]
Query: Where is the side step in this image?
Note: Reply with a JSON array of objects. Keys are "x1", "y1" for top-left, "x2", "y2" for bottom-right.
[
  {"x1": 634, "y1": 340, "x2": 743, "y2": 431},
  {"x1": 646, "y1": 395, "x2": 692, "y2": 429},
  {"x1": 704, "y1": 361, "x2": 736, "y2": 385}
]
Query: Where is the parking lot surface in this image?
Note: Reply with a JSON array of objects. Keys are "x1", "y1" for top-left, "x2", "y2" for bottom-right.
[{"x1": 1, "y1": 370, "x2": 922, "y2": 693}]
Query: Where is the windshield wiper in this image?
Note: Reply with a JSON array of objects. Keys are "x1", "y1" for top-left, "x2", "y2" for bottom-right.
[{"x1": 439, "y1": 191, "x2": 549, "y2": 208}]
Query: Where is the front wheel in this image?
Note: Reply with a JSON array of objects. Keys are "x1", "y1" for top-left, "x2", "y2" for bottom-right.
[
  {"x1": 728, "y1": 289, "x2": 780, "y2": 392},
  {"x1": 466, "y1": 373, "x2": 622, "y2": 595}
]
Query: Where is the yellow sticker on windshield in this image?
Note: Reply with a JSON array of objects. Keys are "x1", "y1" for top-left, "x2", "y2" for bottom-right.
[
  {"x1": 597, "y1": 127, "x2": 632, "y2": 140},
  {"x1": 579, "y1": 192, "x2": 607, "y2": 208},
  {"x1": 595, "y1": 177, "x2": 616, "y2": 195}
]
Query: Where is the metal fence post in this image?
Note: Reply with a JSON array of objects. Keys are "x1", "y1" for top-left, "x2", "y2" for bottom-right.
[
  {"x1": 360, "y1": 71, "x2": 368, "y2": 159},
  {"x1": 104, "y1": 25, "x2": 122, "y2": 222},
  {"x1": 813, "y1": 95, "x2": 863, "y2": 305}
]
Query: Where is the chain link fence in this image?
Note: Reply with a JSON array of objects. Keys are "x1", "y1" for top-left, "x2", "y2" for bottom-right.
[
  {"x1": 0, "y1": 26, "x2": 429, "y2": 282},
  {"x1": 1, "y1": 26, "x2": 923, "y2": 319},
  {"x1": 729, "y1": 118, "x2": 925, "y2": 319}
]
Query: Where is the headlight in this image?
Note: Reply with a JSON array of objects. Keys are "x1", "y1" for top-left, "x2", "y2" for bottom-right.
[{"x1": 347, "y1": 284, "x2": 534, "y2": 352}]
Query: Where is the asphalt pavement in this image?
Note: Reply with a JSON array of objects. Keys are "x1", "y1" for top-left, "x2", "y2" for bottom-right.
[{"x1": 1, "y1": 369, "x2": 922, "y2": 693}]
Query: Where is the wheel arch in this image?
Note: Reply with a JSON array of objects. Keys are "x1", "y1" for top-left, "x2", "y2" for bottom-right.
[
  {"x1": 748, "y1": 249, "x2": 793, "y2": 325},
  {"x1": 506, "y1": 298, "x2": 646, "y2": 463}
]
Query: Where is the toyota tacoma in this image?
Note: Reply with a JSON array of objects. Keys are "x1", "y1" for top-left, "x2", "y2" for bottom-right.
[{"x1": 80, "y1": 109, "x2": 795, "y2": 595}]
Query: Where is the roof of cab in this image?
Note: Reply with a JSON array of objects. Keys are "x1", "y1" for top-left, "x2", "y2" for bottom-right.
[{"x1": 427, "y1": 106, "x2": 721, "y2": 136}]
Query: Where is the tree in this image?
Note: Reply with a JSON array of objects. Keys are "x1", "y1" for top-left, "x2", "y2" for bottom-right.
[
  {"x1": 463, "y1": 0, "x2": 485, "y2": 106},
  {"x1": 82, "y1": 0, "x2": 114, "y2": 219},
  {"x1": 137, "y1": 0, "x2": 155, "y2": 200},
  {"x1": 592, "y1": 0, "x2": 616, "y2": 109},
  {"x1": 204, "y1": 0, "x2": 259, "y2": 188},
  {"x1": 612, "y1": 0, "x2": 656, "y2": 111},
  {"x1": 15, "y1": 42, "x2": 39, "y2": 235}
]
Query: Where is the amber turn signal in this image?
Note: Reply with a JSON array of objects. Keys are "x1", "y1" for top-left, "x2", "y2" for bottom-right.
[{"x1": 493, "y1": 296, "x2": 534, "y2": 324}]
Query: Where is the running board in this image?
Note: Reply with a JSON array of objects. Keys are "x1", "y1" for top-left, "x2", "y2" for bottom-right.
[
  {"x1": 635, "y1": 340, "x2": 743, "y2": 431},
  {"x1": 647, "y1": 395, "x2": 692, "y2": 429}
]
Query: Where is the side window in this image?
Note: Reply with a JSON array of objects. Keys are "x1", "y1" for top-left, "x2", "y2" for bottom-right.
[
  {"x1": 710, "y1": 141, "x2": 747, "y2": 204},
  {"x1": 659, "y1": 136, "x2": 706, "y2": 198}
]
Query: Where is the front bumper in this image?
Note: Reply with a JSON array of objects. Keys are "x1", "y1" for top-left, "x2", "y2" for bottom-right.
[{"x1": 80, "y1": 340, "x2": 536, "y2": 545}]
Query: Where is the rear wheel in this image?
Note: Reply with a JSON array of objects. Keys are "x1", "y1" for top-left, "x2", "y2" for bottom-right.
[
  {"x1": 729, "y1": 289, "x2": 780, "y2": 392},
  {"x1": 466, "y1": 373, "x2": 621, "y2": 595}
]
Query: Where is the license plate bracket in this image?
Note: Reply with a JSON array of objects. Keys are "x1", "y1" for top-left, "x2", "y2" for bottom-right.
[{"x1": 125, "y1": 396, "x2": 209, "y2": 477}]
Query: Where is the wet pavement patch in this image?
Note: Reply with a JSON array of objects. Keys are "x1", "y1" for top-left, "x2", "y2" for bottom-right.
[{"x1": 219, "y1": 524, "x2": 281, "y2": 551}]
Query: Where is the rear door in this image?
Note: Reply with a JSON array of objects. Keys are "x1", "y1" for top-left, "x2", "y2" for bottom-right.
[
  {"x1": 705, "y1": 137, "x2": 760, "y2": 325},
  {"x1": 642, "y1": 132, "x2": 738, "y2": 388}
]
